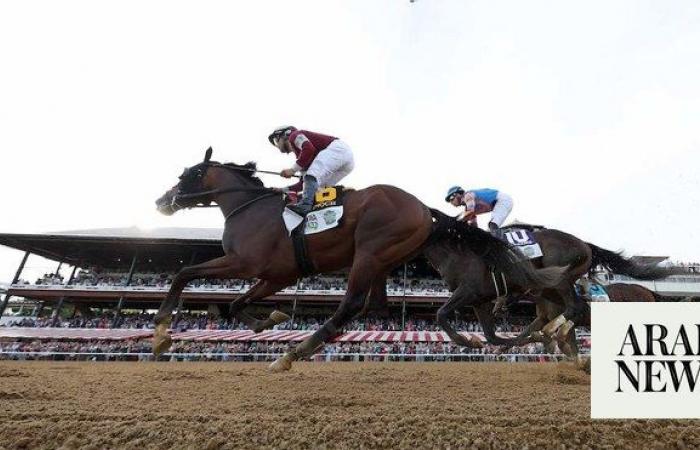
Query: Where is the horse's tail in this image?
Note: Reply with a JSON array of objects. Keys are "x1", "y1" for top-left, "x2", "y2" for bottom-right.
[
  {"x1": 427, "y1": 209, "x2": 567, "y2": 289},
  {"x1": 586, "y1": 243, "x2": 683, "y2": 280}
]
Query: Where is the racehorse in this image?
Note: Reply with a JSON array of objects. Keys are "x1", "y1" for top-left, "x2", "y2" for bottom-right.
[
  {"x1": 605, "y1": 283, "x2": 658, "y2": 302},
  {"x1": 153, "y1": 148, "x2": 567, "y2": 371},
  {"x1": 419, "y1": 219, "x2": 682, "y2": 355},
  {"x1": 474, "y1": 280, "x2": 695, "y2": 369},
  {"x1": 604, "y1": 282, "x2": 698, "y2": 302}
]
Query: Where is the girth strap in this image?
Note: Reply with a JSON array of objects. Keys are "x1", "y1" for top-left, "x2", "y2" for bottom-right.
[
  {"x1": 291, "y1": 227, "x2": 316, "y2": 277},
  {"x1": 490, "y1": 270, "x2": 508, "y2": 298}
]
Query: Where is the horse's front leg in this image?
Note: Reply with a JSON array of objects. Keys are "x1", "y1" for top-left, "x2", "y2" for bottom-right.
[
  {"x1": 153, "y1": 255, "x2": 241, "y2": 356},
  {"x1": 437, "y1": 285, "x2": 484, "y2": 348}
]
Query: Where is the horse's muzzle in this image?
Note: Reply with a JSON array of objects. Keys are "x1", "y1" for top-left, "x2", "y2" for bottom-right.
[{"x1": 155, "y1": 189, "x2": 180, "y2": 216}]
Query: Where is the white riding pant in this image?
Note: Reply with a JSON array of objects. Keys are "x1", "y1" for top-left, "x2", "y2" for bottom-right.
[
  {"x1": 490, "y1": 192, "x2": 513, "y2": 227},
  {"x1": 304, "y1": 139, "x2": 354, "y2": 188}
]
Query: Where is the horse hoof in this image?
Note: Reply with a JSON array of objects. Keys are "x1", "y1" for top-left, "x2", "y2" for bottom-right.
[
  {"x1": 577, "y1": 356, "x2": 591, "y2": 374},
  {"x1": 530, "y1": 331, "x2": 545, "y2": 343},
  {"x1": 268, "y1": 353, "x2": 294, "y2": 372},
  {"x1": 560, "y1": 342, "x2": 576, "y2": 357},
  {"x1": 153, "y1": 334, "x2": 172, "y2": 356},
  {"x1": 269, "y1": 310, "x2": 291, "y2": 325},
  {"x1": 545, "y1": 341, "x2": 559, "y2": 354},
  {"x1": 556, "y1": 320, "x2": 575, "y2": 341},
  {"x1": 467, "y1": 335, "x2": 484, "y2": 348},
  {"x1": 542, "y1": 314, "x2": 566, "y2": 337}
]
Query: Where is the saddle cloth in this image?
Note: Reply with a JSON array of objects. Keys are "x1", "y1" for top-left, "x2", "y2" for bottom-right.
[
  {"x1": 501, "y1": 229, "x2": 543, "y2": 260},
  {"x1": 575, "y1": 281, "x2": 611, "y2": 302},
  {"x1": 283, "y1": 186, "x2": 345, "y2": 236}
]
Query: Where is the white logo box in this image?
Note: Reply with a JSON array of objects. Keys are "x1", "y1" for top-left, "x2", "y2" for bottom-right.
[{"x1": 591, "y1": 302, "x2": 700, "y2": 419}]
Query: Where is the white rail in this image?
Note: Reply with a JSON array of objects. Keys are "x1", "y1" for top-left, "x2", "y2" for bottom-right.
[{"x1": 0, "y1": 351, "x2": 568, "y2": 362}]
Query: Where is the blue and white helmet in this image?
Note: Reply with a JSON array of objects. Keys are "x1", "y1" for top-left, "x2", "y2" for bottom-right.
[{"x1": 445, "y1": 186, "x2": 465, "y2": 202}]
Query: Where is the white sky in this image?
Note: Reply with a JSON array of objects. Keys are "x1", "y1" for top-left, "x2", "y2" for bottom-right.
[{"x1": 0, "y1": 1, "x2": 699, "y2": 282}]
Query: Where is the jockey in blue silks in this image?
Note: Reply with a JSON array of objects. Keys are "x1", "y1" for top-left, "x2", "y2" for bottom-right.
[{"x1": 445, "y1": 186, "x2": 513, "y2": 236}]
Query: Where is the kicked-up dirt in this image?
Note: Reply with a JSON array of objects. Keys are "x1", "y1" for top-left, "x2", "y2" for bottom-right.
[{"x1": 0, "y1": 361, "x2": 698, "y2": 449}]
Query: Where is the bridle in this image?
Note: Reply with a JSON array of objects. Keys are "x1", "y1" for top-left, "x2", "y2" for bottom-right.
[{"x1": 169, "y1": 162, "x2": 289, "y2": 220}]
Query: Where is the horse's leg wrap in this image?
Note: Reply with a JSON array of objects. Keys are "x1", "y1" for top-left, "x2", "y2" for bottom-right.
[
  {"x1": 556, "y1": 319, "x2": 575, "y2": 341},
  {"x1": 293, "y1": 323, "x2": 337, "y2": 359},
  {"x1": 269, "y1": 323, "x2": 335, "y2": 373},
  {"x1": 542, "y1": 314, "x2": 567, "y2": 337},
  {"x1": 153, "y1": 320, "x2": 173, "y2": 356}
]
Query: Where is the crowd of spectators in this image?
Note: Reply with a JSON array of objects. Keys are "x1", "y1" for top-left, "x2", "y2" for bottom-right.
[
  {"x1": 3, "y1": 311, "x2": 528, "y2": 334},
  {"x1": 0, "y1": 338, "x2": 553, "y2": 362},
  {"x1": 19, "y1": 270, "x2": 452, "y2": 294},
  {"x1": 16, "y1": 260, "x2": 700, "y2": 292},
  {"x1": 673, "y1": 262, "x2": 700, "y2": 274}
]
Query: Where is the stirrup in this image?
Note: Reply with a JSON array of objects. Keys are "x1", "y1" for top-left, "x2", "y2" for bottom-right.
[{"x1": 288, "y1": 203, "x2": 312, "y2": 216}]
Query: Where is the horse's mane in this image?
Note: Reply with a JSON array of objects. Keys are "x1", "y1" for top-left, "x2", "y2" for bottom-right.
[{"x1": 221, "y1": 161, "x2": 265, "y2": 187}]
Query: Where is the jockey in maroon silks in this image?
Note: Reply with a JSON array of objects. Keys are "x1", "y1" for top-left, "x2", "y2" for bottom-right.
[{"x1": 268, "y1": 126, "x2": 355, "y2": 216}]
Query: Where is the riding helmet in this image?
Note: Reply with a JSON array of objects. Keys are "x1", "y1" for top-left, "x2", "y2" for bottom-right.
[
  {"x1": 445, "y1": 186, "x2": 465, "y2": 202},
  {"x1": 268, "y1": 125, "x2": 297, "y2": 146}
]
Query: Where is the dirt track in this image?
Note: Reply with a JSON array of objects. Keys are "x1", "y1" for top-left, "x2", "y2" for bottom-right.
[{"x1": 0, "y1": 361, "x2": 698, "y2": 449}]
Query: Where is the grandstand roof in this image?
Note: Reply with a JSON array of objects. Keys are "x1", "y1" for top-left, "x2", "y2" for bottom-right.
[{"x1": 0, "y1": 228, "x2": 225, "y2": 270}]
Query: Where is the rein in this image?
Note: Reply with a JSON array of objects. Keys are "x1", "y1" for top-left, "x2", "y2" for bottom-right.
[
  {"x1": 174, "y1": 161, "x2": 282, "y2": 202},
  {"x1": 171, "y1": 162, "x2": 284, "y2": 216},
  {"x1": 224, "y1": 192, "x2": 280, "y2": 221},
  {"x1": 175, "y1": 185, "x2": 272, "y2": 200}
]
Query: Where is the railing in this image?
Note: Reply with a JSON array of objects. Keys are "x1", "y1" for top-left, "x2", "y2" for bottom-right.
[
  {"x1": 0, "y1": 351, "x2": 568, "y2": 363},
  {"x1": 8, "y1": 284, "x2": 452, "y2": 297}
]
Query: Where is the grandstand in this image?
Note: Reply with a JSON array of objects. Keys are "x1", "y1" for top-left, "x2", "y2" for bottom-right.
[{"x1": 0, "y1": 227, "x2": 697, "y2": 359}]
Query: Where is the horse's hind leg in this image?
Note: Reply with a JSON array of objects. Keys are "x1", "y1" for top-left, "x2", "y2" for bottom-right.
[
  {"x1": 541, "y1": 284, "x2": 587, "y2": 339},
  {"x1": 359, "y1": 274, "x2": 388, "y2": 317},
  {"x1": 229, "y1": 280, "x2": 293, "y2": 333},
  {"x1": 269, "y1": 253, "x2": 378, "y2": 372}
]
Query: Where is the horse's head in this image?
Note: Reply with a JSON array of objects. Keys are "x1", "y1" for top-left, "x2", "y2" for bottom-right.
[
  {"x1": 156, "y1": 147, "x2": 216, "y2": 215},
  {"x1": 155, "y1": 147, "x2": 263, "y2": 215}
]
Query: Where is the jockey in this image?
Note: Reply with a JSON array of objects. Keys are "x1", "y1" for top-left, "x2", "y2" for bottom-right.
[
  {"x1": 444, "y1": 186, "x2": 513, "y2": 236},
  {"x1": 269, "y1": 126, "x2": 355, "y2": 216}
]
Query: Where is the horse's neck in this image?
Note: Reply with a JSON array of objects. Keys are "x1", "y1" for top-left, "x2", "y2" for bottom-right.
[
  {"x1": 211, "y1": 170, "x2": 266, "y2": 219},
  {"x1": 214, "y1": 187, "x2": 283, "y2": 236}
]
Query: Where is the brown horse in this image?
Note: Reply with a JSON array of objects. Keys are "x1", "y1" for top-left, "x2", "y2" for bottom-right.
[
  {"x1": 606, "y1": 282, "x2": 660, "y2": 302},
  {"x1": 153, "y1": 149, "x2": 566, "y2": 371}
]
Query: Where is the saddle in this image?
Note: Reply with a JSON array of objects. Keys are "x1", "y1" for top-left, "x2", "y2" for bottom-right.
[
  {"x1": 283, "y1": 186, "x2": 346, "y2": 236},
  {"x1": 283, "y1": 186, "x2": 347, "y2": 277},
  {"x1": 501, "y1": 222, "x2": 547, "y2": 232},
  {"x1": 497, "y1": 228, "x2": 544, "y2": 260}
]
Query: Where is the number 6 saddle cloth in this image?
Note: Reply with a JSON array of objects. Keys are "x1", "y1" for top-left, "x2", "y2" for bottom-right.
[{"x1": 283, "y1": 186, "x2": 346, "y2": 236}]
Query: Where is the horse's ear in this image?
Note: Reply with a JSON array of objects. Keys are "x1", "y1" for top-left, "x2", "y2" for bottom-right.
[{"x1": 204, "y1": 147, "x2": 213, "y2": 162}]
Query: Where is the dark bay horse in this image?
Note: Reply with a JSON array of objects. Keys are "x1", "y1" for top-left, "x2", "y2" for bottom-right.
[
  {"x1": 476, "y1": 280, "x2": 694, "y2": 368},
  {"x1": 153, "y1": 149, "x2": 566, "y2": 371},
  {"x1": 421, "y1": 219, "x2": 682, "y2": 356}
]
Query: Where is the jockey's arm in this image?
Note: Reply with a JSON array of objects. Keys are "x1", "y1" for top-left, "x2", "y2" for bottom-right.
[
  {"x1": 462, "y1": 192, "x2": 477, "y2": 211},
  {"x1": 291, "y1": 133, "x2": 319, "y2": 171},
  {"x1": 457, "y1": 210, "x2": 477, "y2": 222}
]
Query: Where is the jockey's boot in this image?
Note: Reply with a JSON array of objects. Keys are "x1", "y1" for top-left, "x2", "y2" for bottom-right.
[
  {"x1": 488, "y1": 221, "x2": 505, "y2": 240},
  {"x1": 288, "y1": 175, "x2": 318, "y2": 217}
]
